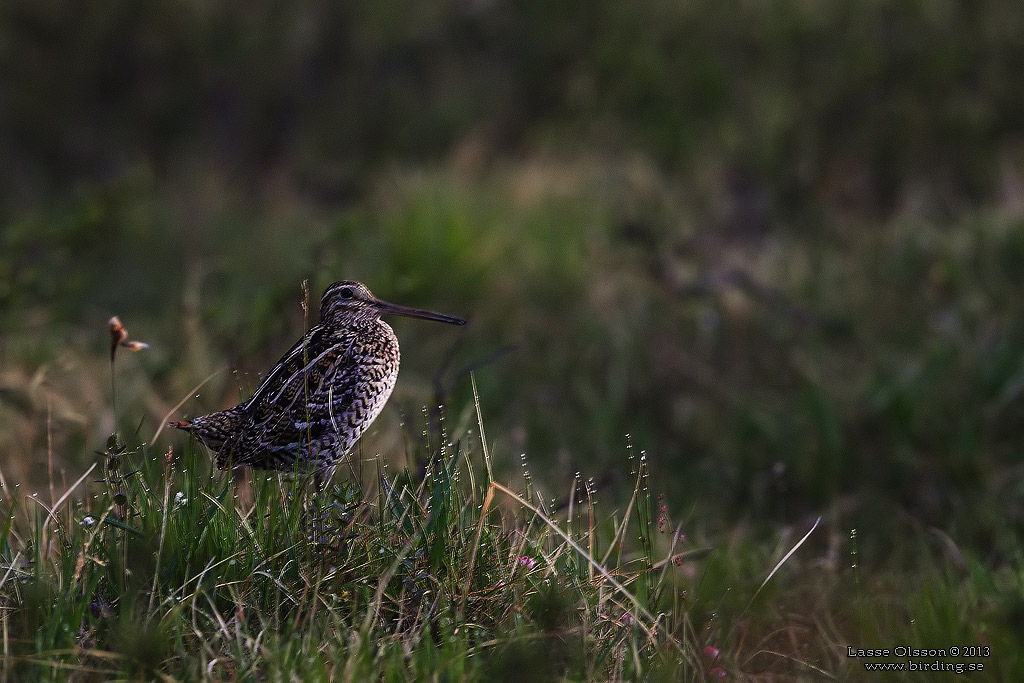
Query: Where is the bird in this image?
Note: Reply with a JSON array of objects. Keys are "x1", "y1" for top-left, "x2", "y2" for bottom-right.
[{"x1": 169, "y1": 280, "x2": 466, "y2": 473}]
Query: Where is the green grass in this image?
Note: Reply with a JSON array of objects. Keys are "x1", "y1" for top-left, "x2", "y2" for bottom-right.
[
  {"x1": 0, "y1": 385, "x2": 711, "y2": 680},
  {"x1": 1, "y1": 358, "x2": 1020, "y2": 681}
]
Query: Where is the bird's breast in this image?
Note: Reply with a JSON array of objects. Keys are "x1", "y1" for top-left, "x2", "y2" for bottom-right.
[{"x1": 323, "y1": 320, "x2": 400, "y2": 449}]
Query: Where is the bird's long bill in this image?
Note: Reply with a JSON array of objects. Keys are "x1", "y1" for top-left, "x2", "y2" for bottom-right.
[{"x1": 374, "y1": 298, "x2": 467, "y2": 325}]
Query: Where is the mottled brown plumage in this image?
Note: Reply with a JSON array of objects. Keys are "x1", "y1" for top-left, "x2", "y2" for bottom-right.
[{"x1": 170, "y1": 281, "x2": 465, "y2": 471}]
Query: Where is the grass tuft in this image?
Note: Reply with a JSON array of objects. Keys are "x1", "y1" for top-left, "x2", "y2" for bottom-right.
[{"x1": 0, "y1": 372, "x2": 842, "y2": 680}]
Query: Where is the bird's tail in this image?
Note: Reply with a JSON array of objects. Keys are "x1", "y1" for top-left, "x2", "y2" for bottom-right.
[{"x1": 169, "y1": 406, "x2": 246, "y2": 454}]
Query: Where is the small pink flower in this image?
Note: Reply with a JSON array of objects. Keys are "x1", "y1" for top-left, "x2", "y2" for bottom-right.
[
  {"x1": 710, "y1": 666, "x2": 726, "y2": 678},
  {"x1": 517, "y1": 555, "x2": 536, "y2": 569},
  {"x1": 703, "y1": 645, "x2": 720, "y2": 660},
  {"x1": 620, "y1": 613, "x2": 636, "y2": 626}
]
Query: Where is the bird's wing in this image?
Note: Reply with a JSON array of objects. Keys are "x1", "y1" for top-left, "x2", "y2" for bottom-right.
[
  {"x1": 241, "y1": 323, "x2": 343, "y2": 409},
  {"x1": 223, "y1": 324, "x2": 364, "y2": 469}
]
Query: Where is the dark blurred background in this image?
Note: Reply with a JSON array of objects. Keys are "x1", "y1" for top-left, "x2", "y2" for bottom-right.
[{"x1": 3, "y1": 0, "x2": 1024, "y2": 567}]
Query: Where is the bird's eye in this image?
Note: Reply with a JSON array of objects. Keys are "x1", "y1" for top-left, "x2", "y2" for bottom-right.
[{"x1": 339, "y1": 287, "x2": 354, "y2": 299}]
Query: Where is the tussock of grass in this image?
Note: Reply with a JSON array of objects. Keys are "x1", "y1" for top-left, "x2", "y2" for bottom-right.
[
  {"x1": 0, "y1": 375, "x2": 838, "y2": 681},
  {"x1": 1, "y1": 357, "x2": 1020, "y2": 681}
]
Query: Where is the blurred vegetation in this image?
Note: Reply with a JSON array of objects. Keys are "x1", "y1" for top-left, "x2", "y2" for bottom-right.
[
  {"x1": 4, "y1": 1, "x2": 1024, "y2": 216},
  {"x1": 2, "y1": 0, "x2": 1024, "y2": 676}
]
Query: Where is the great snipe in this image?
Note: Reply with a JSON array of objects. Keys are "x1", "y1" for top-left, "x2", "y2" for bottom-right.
[{"x1": 169, "y1": 281, "x2": 465, "y2": 472}]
